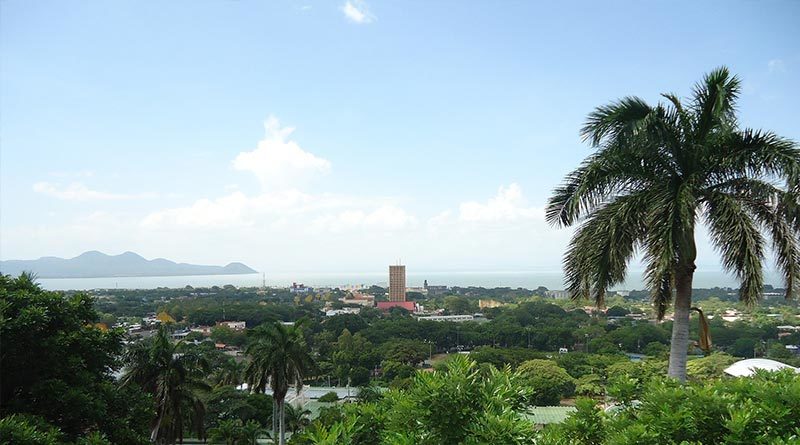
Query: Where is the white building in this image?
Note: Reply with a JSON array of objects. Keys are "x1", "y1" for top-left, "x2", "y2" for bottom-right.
[
  {"x1": 417, "y1": 314, "x2": 475, "y2": 323},
  {"x1": 218, "y1": 321, "x2": 246, "y2": 331}
]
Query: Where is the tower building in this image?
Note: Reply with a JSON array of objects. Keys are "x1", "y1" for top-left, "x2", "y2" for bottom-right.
[{"x1": 389, "y1": 264, "x2": 406, "y2": 302}]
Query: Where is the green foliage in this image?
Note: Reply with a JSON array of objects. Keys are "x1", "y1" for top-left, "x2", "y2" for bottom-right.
[
  {"x1": 470, "y1": 346, "x2": 545, "y2": 368},
  {"x1": 211, "y1": 325, "x2": 247, "y2": 347},
  {"x1": 540, "y1": 370, "x2": 800, "y2": 444},
  {"x1": 556, "y1": 352, "x2": 628, "y2": 379},
  {"x1": 203, "y1": 386, "x2": 272, "y2": 430},
  {"x1": 331, "y1": 329, "x2": 378, "y2": 385},
  {"x1": 0, "y1": 414, "x2": 62, "y2": 445},
  {"x1": 122, "y1": 326, "x2": 210, "y2": 444},
  {"x1": 538, "y1": 398, "x2": 606, "y2": 445},
  {"x1": 517, "y1": 359, "x2": 576, "y2": 405},
  {"x1": 299, "y1": 355, "x2": 535, "y2": 444},
  {"x1": 575, "y1": 374, "x2": 605, "y2": 397},
  {"x1": 284, "y1": 404, "x2": 311, "y2": 433},
  {"x1": 686, "y1": 352, "x2": 738, "y2": 381},
  {"x1": 642, "y1": 341, "x2": 669, "y2": 357},
  {"x1": 443, "y1": 296, "x2": 476, "y2": 314},
  {"x1": 0, "y1": 274, "x2": 151, "y2": 444},
  {"x1": 208, "y1": 418, "x2": 268, "y2": 445},
  {"x1": 606, "y1": 306, "x2": 630, "y2": 317},
  {"x1": 318, "y1": 391, "x2": 340, "y2": 403}
]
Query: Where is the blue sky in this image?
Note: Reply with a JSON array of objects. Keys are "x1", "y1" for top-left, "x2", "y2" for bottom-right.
[{"x1": 1, "y1": 0, "x2": 798, "y2": 277}]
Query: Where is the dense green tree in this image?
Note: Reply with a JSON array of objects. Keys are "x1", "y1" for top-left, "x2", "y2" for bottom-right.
[
  {"x1": 0, "y1": 273, "x2": 151, "y2": 444},
  {"x1": 517, "y1": 359, "x2": 576, "y2": 405},
  {"x1": 606, "y1": 306, "x2": 630, "y2": 317},
  {"x1": 318, "y1": 392, "x2": 340, "y2": 403},
  {"x1": 547, "y1": 67, "x2": 800, "y2": 381},
  {"x1": 245, "y1": 320, "x2": 316, "y2": 445},
  {"x1": 331, "y1": 330, "x2": 378, "y2": 385},
  {"x1": 443, "y1": 296, "x2": 475, "y2": 314}
]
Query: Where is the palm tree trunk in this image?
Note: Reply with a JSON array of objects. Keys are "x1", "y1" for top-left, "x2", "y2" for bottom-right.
[
  {"x1": 668, "y1": 265, "x2": 694, "y2": 382},
  {"x1": 272, "y1": 398, "x2": 278, "y2": 440},
  {"x1": 279, "y1": 400, "x2": 286, "y2": 445}
]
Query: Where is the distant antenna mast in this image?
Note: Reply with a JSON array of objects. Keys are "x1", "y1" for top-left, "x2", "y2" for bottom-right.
[{"x1": 262, "y1": 272, "x2": 266, "y2": 288}]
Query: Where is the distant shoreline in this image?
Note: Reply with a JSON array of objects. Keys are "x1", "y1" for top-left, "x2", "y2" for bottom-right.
[{"x1": 33, "y1": 269, "x2": 786, "y2": 292}]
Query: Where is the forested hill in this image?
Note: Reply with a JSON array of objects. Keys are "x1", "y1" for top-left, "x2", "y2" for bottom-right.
[{"x1": 0, "y1": 251, "x2": 256, "y2": 278}]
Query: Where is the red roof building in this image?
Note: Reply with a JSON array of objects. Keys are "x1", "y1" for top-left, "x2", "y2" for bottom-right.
[{"x1": 377, "y1": 301, "x2": 416, "y2": 312}]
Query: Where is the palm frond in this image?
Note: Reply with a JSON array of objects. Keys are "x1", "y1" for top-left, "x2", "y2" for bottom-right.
[
  {"x1": 708, "y1": 129, "x2": 799, "y2": 183},
  {"x1": 739, "y1": 189, "x2": 800, "y2": 300},
  {"x1": 692, "y1": 66, "x2": 740, "y2": 139},
  {"x1": 703, "y1": 190, "x2": 764, "y2": 305},
  {"x1": 546, "y1": 145, "x2": 662, "y2": 227},
  {"x1": 562, "y1": 191, "x2": 651, "y2": 306},
  {"x1": 581, "y1": 96, "x2": 652, "y2": 146}
]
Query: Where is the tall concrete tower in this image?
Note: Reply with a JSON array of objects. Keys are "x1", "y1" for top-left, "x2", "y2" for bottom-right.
[{"x1": 389, "y1": 264, "x2": 406, "y2": 302}]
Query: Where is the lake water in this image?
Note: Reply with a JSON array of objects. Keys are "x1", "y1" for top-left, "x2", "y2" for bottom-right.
[{"x1": 36, "y1": 269, "x2": 785, "y2": 291}]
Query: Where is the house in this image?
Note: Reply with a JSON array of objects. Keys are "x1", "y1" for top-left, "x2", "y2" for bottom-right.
[
  {"x1": 190, "y1": 326, "x2": 213, "y2": 336},
  {"x1": 217, "y1": 321, "x2": 246, "y2": 331}
]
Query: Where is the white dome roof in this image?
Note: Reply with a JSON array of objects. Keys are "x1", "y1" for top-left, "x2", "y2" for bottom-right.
[{"x1": 723, "y1": 358, "x2": 799, "y2": 377}]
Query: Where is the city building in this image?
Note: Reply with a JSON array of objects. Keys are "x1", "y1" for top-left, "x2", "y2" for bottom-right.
[
  {"x1": 190, "y1": 325, "x2": 213, "y2": 336},
  {"x1": 377, "y1": 301, "x2": 416, "y2": 312},
  {"x1": 417, "y1": 314, "x2": 474, "y2": 322},
  {"x1": 479, "y1": 299, "x2": 505, "y2": 309},
  {"x1": 290, "y1": 282, "x2": 314, "y2": 294},
  {"x1": 324, "y1": 307, "x2": 362, "y2": 317},
  {"x1": 217, "y1": 321, "x2": 246, "y2": 331},
  {"x1": 341, "y1": 292, "x2": 375, "y2": 307},
  {"x1": 546, "y1": 290, "x2": 570, "y2": 300},
  {"x1": 389, "y1": 264, "x2": 406, "y2": 302}
]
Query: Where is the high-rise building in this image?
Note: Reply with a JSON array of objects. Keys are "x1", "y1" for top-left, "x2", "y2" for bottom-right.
[{"x1": 389, "y1": 264, "x2": 406, "y2": 302}]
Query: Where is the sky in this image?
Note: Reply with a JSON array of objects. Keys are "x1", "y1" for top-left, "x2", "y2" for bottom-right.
[{"x1": 1, "y1": 0, "x2": 799, "y2": 277}]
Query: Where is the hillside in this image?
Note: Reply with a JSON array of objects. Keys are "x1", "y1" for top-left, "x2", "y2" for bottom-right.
[{"x1": 0, "y1": 251, "x2": 257, "y2": 278}]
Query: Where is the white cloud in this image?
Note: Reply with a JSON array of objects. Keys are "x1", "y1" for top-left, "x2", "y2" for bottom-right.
[
  {"x1": 457, "y1": 183, "x2": 543, "y2": 223},
  {"x1": 33, "y1": 182, "x2": 156, "y2": 201},
  {"x1": 140, "y1": 188, "x2": 413, "y2": 233},
  {"x1": 342, "y1": 0, "x2": 375, "y2": 24},
  {"x1": 232, "y1": 116, "x2": 331, "y2": 189},
  {"x1": 311, "y1": 205, "x2": 417, "y2": 232},
  {"x1": 768, "y1": 59, "x2": 785, "y2": 73}
]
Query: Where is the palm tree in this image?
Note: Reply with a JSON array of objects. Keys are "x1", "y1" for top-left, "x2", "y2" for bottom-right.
[
  {"x1": 547, "y1": 67, "x2": 799, "y2": 382},
  {"x1": 284, "y1": 404, "x2": 311, "y2": 434},
  {"x1": 245, "y1": 320, "x2": 316, "y2": 445},
  {"x1": 213, "y1": 358, "x2": 245, "y2": 388},
  {"x1": 121, "y1": 326, "x2": 211, "y2": 443}
]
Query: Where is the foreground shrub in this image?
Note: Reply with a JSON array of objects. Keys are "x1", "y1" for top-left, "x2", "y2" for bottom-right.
[
  {"x1": 292, "y1": 355, "x2": 536, "y2": 444},
  {"x1": 539, "y1": 370, "x2": 800, "y2": 445}
]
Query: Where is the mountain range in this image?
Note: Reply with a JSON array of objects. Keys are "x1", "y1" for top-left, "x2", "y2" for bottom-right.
[{"x1": 0, "y1": 251, "x2": 257, "y2": 279}]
